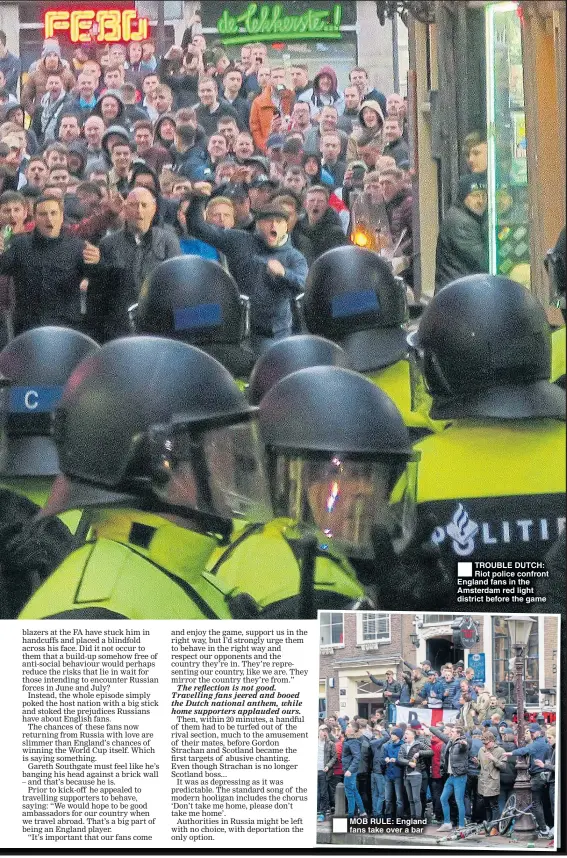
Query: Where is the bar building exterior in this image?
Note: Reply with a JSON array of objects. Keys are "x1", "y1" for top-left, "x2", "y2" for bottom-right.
[{"x1": 319, "y1": 612, "x2": 558, "y2": 721}]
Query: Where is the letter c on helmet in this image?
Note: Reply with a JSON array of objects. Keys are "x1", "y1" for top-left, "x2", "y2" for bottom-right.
[{"x1": 24, "y1": 389, "x2": 39, "y2": 410}]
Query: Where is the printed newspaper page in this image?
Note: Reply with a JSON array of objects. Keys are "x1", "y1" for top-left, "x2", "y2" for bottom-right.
[
  {"x1": 0, "y1": 0, "x2": 565, "y2": 855},
  {"x1": 1, "y1": 621, "x2": 317, "y2": 850}
]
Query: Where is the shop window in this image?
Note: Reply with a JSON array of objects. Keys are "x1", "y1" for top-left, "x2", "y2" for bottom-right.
[
  {"x1": 492, "y1": 616, "x2": 539, "y2": 706},
  {"x1": 320, "y1": 612, "x2": 344, "y2": 646}
]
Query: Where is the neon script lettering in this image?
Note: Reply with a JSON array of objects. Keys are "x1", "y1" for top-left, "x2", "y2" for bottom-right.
[{"x1": 216, "y1": 3, "x2": 343, "y2": 44}]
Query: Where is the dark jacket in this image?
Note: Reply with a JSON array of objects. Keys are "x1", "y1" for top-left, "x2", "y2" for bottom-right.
[
  {"x1": 289, "y1": 224, "x2": 315, "y2": 265},
  {"x1": 367, "y1": 674, "x2": 402, "y2": 703},
  {"x1": 293, "y1": 208, "x2": 348, "y2": 262},
  {"x1": 123, "y1": 102, "x2": 150, "y2": 130},
  {"x1": 0, "y1": 229, "x2": 94, "y2": 334},
  {"x1": 342, "y1": 737, "x2": 361, "y2": 776},
  {"x1": 194, "y1": 100, "x2": 240, "y2": 138},
  {"x1": 223, "y1": 93, "x2": 251, "y2": 130},
  {"x1": 385, "y1": 188, "x2": 413, "y2": 254},
  {"x1": 370, "y1": 735, "x2": 390, "y2": 774},
  {"x1": 497, "y1": 739, "x2": 518, "y2": 786},
  {"x1": 542, "y1": 746, "x2": 555, "y2": 783},
  {"x1": 435, "y1": 203, "x2": 489, "y2": 293},
  {"x1": 187, "y1": 196, "x2": 307, "y2": 335},
  {"x1": 356, "y1": 733, "x2": 372, "y2": 775},
  {"x1": 399, "y1": 674, "x2": 412, "y2": 706},
  {"x1": 170, "y1": 143, "x2": 209, "y2": 181},
  {"x1": 88, "y1": 225, "x2": 181, "y2": 341},
  {"x1": 397, "y1": 739, "x2": 433, "y2": 777},
  {"x1": 383, "y1": 137, "x2": 410, "y2": 167},
  {"x1": 467, "y1": 737, "x2": 483, "y2": 775},
  {"x1": 429, "y1": 726, "x2": 470, "y2": 777},
  {"x1": 158, "y1": 57, "x2": 199, "y2": 109}
]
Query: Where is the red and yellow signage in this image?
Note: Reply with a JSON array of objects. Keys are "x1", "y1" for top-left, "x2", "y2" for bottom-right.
[{"x1": 44, "y1": 9, "x2": 150, "y2": 43}]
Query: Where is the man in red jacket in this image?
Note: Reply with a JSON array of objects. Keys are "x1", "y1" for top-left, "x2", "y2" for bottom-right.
[{"x1": 429, "y1": 729, "x2": 446, "y2": 824}]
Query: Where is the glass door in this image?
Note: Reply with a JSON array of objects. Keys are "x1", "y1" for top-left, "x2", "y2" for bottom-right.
[{"x1": 486, "y1": 2, "x2": 531, "y2": 287}]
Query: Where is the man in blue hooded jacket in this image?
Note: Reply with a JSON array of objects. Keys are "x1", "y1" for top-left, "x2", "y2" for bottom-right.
[{"x1": 382, "y1": 728, "x2": 404, "y2": 818}]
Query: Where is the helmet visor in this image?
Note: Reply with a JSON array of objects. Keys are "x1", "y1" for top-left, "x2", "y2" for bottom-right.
[
  {"x1": 153, "y1": 418, "x2": 273, "y2": 523},
  {"x1": 271, "y1": 453, "x2": 418, "y2": 558}
]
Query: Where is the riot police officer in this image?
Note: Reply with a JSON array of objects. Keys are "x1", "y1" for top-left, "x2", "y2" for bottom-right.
[
  {"x1": 134, "y1": 256, "x2": 256, "y2": 384},
  {"x1": 19, "y1": 335, "x2": 274, "y2": 620},
  {"x1": 203, "y1": 365, "x2": 438, "y2": 614},
  {"x1": 20, "y1": 336, "x2": 370, "y2": 620},
  {"x1": 301, "y1": 245, "x2": 440, "y2": 438},
  {"x1": 247, "y1": 333, "x2": 351, "y2": 405},
  {"x1": 0, "y1": 326, "x2": 99, "y2": 616},
  {"x1": 191, "y1": 356, "x2": 450, "y2": 614},
  {"x1": 408, "y1": 274, "x2": 565, "y2": 613}
]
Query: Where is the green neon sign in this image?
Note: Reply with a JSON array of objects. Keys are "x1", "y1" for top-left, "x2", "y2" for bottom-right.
[{"x1": 216, "y1": 3, "x2": 343, "y2": 45}]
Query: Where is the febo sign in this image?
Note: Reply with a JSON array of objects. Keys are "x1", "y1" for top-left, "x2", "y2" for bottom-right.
[
  {"x1": 216, "y1": 2, "x2": 343, "y2": 45},
  {"x1": 44, "y1": 9, "x2": 150, "y2": 43}
]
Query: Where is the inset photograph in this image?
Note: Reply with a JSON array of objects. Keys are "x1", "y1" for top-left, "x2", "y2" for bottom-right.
[{"x1": 317, "y1": 611, "x2": 558, "y2": 850}]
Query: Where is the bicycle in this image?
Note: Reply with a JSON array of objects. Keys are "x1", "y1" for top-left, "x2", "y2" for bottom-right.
[{"x1": 436, "y1": 797, "x2": 537, "y2": 843}]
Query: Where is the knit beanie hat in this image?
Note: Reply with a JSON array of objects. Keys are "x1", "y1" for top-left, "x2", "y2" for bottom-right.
[
  {"x1": 392, "y1": 728, "x2": 404, "y2": 739},
  {"x1": 42, "y1": 40, "x2": 61, "y2": 58},
  {"x1": 457, "y1": 171, "x2": 487, "y2": 204}
]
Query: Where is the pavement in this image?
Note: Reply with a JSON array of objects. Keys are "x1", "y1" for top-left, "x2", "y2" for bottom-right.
[{"x1": 316, "y1": 817, "x2": 555, "y2": 849}]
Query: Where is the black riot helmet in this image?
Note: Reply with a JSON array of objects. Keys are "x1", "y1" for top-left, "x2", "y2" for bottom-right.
[
  {"x1": 247, "y1": 334, "x2": 352, "y2": 405},
  {"x1": 258, "y1": 365, "x2": 418, "y2": 558},
  {"x1": 42, "y1": 336, "x2": 272, "y2": 529},
  {"x1": 302, "y1": 245, "x2": 408, "y2": 372},
  {"x1": 408, "y1": 274, "x2": 565, "y2": 421},
  {"x1": 0, "y1": 326, "x2": 99, "y2": 477},
  {"x1": 136, "y1": 256, "x2": 254, "y2": 377}
]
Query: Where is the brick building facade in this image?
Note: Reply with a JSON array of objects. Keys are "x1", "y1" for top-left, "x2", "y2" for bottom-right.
[{"x1": 319, "y1": 612, "x2": 558, "y2": 720}]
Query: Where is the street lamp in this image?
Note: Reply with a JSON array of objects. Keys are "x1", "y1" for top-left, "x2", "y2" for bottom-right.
[
  {"x1": 505, "y1": 614, "x2": 536, "y2": 835},
  {"x1": 409, "y1": 632, "x2": 420, "y2": 648}
]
